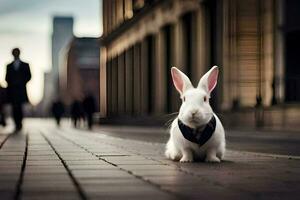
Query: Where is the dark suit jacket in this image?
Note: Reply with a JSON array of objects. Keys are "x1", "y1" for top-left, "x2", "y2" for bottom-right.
[{"x1": 5, "y1": 61, "x2": 31, "y2": 104}]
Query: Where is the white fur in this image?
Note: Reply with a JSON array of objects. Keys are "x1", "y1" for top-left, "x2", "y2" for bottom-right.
[{"x1": 165, "y1": 66, "x2": 226, "y2": 163}]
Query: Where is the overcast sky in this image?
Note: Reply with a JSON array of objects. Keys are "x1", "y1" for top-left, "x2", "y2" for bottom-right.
[{"x1": 0, "y1": 0, "x2": 102, "y2": 105}]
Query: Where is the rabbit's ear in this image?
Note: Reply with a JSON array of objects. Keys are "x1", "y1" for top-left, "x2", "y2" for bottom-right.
[
  {"x1": 198, "y1": 66, "x2": 219, "y2": 94},
  {"x1": 171, "y1": 67, "x2": 192, "y2": 95}
]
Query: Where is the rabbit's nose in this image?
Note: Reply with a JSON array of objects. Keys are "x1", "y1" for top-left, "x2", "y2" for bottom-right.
[{"x1": 191, "y1": 110, "x2": 198, "y2": 117}]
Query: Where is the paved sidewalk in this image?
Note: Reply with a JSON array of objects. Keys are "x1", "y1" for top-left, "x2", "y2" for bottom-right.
[
  {"x1": 0, "y1": 120, "x2": 300, "y2": 200},
  {"x1": 94, "y1": 124, "x2": 300, "y2": 156}
]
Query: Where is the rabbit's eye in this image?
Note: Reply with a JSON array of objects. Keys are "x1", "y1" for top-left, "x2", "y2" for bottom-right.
[
  {"x1": 183, "y1": 97, "x2": 186, "y2": 102},
  {"x1": 204, "y1": 96, "x2": 207, "y2": 102}
]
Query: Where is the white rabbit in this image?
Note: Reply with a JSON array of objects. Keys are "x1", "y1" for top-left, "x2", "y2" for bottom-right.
[{"x1": 165, "y1": 66, "x2": 225, "y2": 163}]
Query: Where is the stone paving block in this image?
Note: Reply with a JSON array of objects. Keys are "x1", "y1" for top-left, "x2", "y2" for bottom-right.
[
  {"x1": 23, "y1": 173, "x2": 69, "y2": 180},
  {"x1": 83, "y1": 183, "x2": 161, "y2": 193},
  {"x1": 68, "y1": 164, "x2": 116, "y2": 170},
  {"x1": 130, "y1": 169, "x2": 186, "y2": 177},
  {"x1": 75, "y1": 171, "x2": 133, "y2": 179},
  {"x1": 119, "y1": 164, "x2": 178, "y2": 171},
  {"x1": 22, "y1": 179, "x2": 73, "y2": 186},
  {"x1": 64, "y1": 160, "x2": 106, "y2": 165},
  {"x1": 228, "y1": 179, "x2": 300, "y2": 193},
  {"x1": 144, "y1": 175, "x2": 210, "y2": 186},
  {"x1": 58, "y1": 156, "x2": 97, "y2": 161},
  {"x1": 0, "y1": 175, "x2": 20, "y2": 181},
  {"x1": 2, "y1": 140, "x2": 25, "y2": 145},
  {"x1": 0, "y1": 155, "x2": 24, "y2": 161},
  {"x1": 0, "y1": 168, "x2": 20, "y2": 174},
  {"x1": 1, "y1": 147, "x2": 26, "y2": 151},
  {"x1": 72, "y1": 169, "x2": 129, "y2": 176},
  {"x1": 26, "y1": 155, "x2": 58, "y2": 161},
  {"x1": 106, "y1": 159, "x2": 163, "y2": 165},
  {"x1": 162, "y1": 185, "x2": 253, "y2": 200},
  {"x1": 258, "y1": 191, "x2": 300, "y2": 199},
  {"x1": 84, "y1": 185, "x2": 175, "y2": 197},
  {"x1": 52, "y1": 150, "x2": 88, "y2": 154},
  {"x1": 53, "y1": 149, "x2": 87, "y2": 153},
  {"x1": 22, "y1": 184, "x2": 77, "y2": 192},
  {"x1": 96, "y1": 153, "x2": 131, "y2": 157},
  {"x1": 57, "y1": 153, "x2": 93, "y2": 157},
  {"x1": 87, "y1": 190, "x2": 177, "y2": 200},
  {"x1": 0, "y1": 171, "x2": 20, "y2": 176},
  {"x1": 89, "y1": 146, "x2": 127, "y2": 151},
  {"x1": 27, "y1": 151, "x2": 56, "y2": 156},
  {"x1": 0, "y1": 180, "x2": 18, "y2": 190},
  {"x1": 0, "y1": 166, "x2": 21, "y2": 172},
  {"x1": 0, "y1": 192, "x2": 14, "y2": 200},
  {"x1": 79, "y1": 177, "x2": 146, "y2": 186},
  {"x1": 89, "y1": 194, "x2": 177, "y2": 200},
  {"x1": 0, "y1": 160, "x2": 22, "y2": 165},
  {"x1": 27, "y1": 141, "x2": 48, "y2": 144},
  {"x1": 25, "y1": 165, "x2": 66, "y2": 170},
  {"x1": 24, "y1": 168, "x2": 67, "y2": 174},
  {"x1": 23, "y1": 174, "x2": 71, "y2": 181},
  {"x1": 22, "y1": 191, "x2": 81, "y2": 200},
  {"x1": 88, "y1": 147, "x2": 121, "y2": 151},
  {"x1": 271, "y1": 173, "x2": 300, "y2": 182},
  {"x1": 26, "y1": 160, "x2": 62, "y2": 166},
  {"x1": 104, "y1": 155, "x2": 148, "y2": 160},
  {"x1": 22, "y1": 196, "x2": 81, "y2": 200},
  {"x1": 84, "y1": 184, "x2": 161, "y2": 195},
  {"x1": 0, "y1": 151, "x2": 24, "y2": 155},
  {"x1": 27, "y1": 146, "x2": 52, "y2": 151}
]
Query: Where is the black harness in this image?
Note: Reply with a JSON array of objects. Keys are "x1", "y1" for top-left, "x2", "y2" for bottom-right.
[{"x1": 178, "y1": 116, "x2": 216, "y2": 146}]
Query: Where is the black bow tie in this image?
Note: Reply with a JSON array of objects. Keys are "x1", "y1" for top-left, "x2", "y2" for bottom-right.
[{"x1": 178, "y1": 116, "x2": 216, "y2": 146}]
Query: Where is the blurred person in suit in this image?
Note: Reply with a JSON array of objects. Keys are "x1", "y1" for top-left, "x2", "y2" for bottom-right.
[
  {"x1": 82, "y1": 93, "x2": 96, "y2": 130},
  {"x1": 5, "y1": 48, "x2": 31, "y2": 132},
  {"x1": 51, "y1": 98, "x2": 65, "y2": 127},
  {"x1": 70, "y1": 100, "x2": 84, "y2": 128}
]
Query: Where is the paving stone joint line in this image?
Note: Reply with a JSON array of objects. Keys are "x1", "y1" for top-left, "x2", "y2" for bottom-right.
[
  {"x1": 0, "y1": 134, "x2": 13, "y2": 149},
  {"x1": 61, "y1": 128, "x2": 262, "y2": 198},
  {"x1": 53, "y1": 128, "x2": 185, "y2": 200},
  {"x1": 41, "y1": 131, "x2": 88, "y2": 200},
  {"x1": 14, "y1": 133, "x2": 28, "y2": 200}
]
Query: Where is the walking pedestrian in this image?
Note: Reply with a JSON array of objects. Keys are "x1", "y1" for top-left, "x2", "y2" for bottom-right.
[
  {"x1": 82, "y1": 94, "x2": 96, "y2": 130},
  {"x1": 5, "y1": 48, "x2": 31, "y2": 132},
  {"x1": 70, "y1": 100, "x2": 84, "y2": 128},
  {"x1": 51, "y1": 98, "x2": 65, "y2": 127}
]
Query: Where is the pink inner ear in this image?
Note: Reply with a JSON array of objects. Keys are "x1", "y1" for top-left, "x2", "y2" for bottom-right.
[
  {"x1": 171, "y1": 68, "x2": 183, "y2": 93},
  {"x1": 208, "y1": 68, "x2": 218, "y2": 92}
]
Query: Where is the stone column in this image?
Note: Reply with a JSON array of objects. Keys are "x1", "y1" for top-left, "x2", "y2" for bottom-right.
[
  {"x1": 274, "y1": 0, "x2": 285, "y2": 104},
  {"x1": 99, "y1": 47, "x2": 107, "y2": 117},
  {"x1": 154, "y1": 31, "x2": 166, "y2": 114},
  {"x1": 125, "y1": 47, "x2": 134, "y2": 115},
  {"x1": 111, "y1": 56, "x2": 118, "y2": 115},
  {"x1": 140, "y1": 38, "x2": 149, "y2": 115},
  {"x1": 118, "y1": 53, "x2": 125, "y2": 114},
  {"x1": 133, "y1": 43, "x2": 142, "y2": 115}
]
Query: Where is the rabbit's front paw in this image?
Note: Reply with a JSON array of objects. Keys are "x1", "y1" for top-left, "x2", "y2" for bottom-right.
[
  {"x1": 165, "y1": 149, "x2": 180, "y2": 161},
  {"x1": 205, "y1": 156, "x2": 220, "y2": 163},
  {"x1": 180, "y1": 150, "x2": 194, "y2": 162},
  {"x1": 180, "y1": 156, "x2": 194, "y2": 162}
]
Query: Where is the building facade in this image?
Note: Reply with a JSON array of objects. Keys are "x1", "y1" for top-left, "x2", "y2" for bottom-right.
[
  {"x1": 40, "y1": 16, "x2": 74, "y2": 115},
  {"x1": 100, "y1": 0, "x2": 300, "y2": 129},
  {"x1": 59, "y1": 37, "x2": 100, "y2": 110}
]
